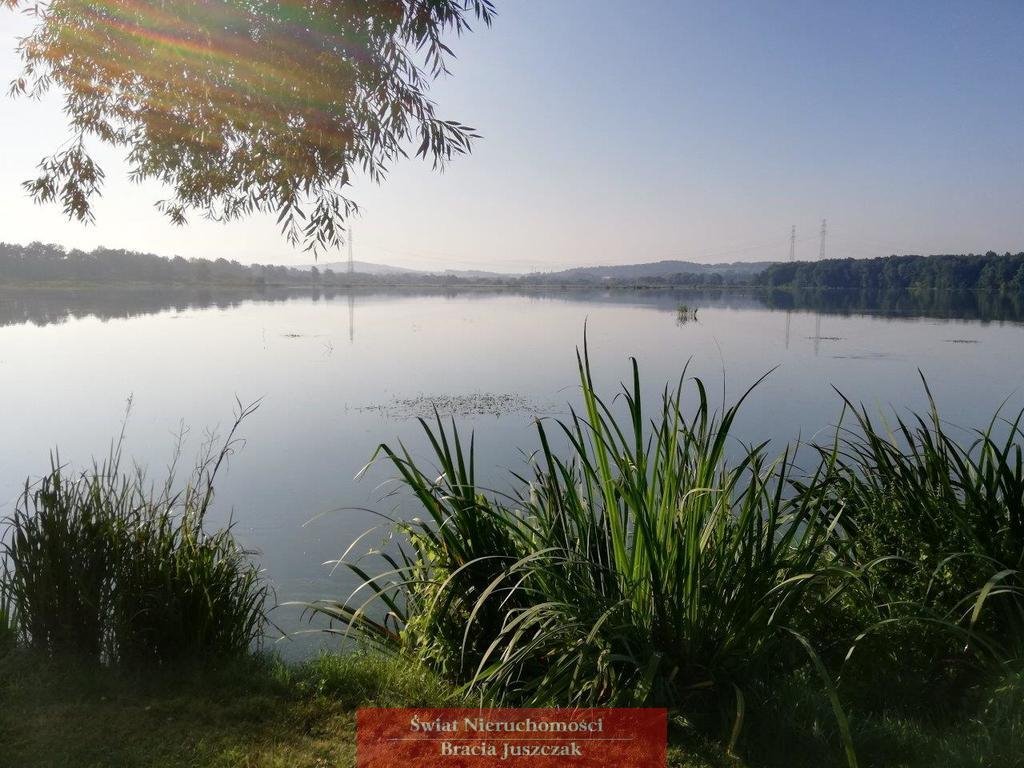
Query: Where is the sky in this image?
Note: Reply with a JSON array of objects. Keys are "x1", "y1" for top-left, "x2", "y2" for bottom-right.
[{"x1": 1, "y1": 1, "x2": 1023, "y2": 273}]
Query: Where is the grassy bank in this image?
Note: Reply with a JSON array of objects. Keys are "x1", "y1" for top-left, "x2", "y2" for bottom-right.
[
  {"x1": 0, "y1": 650, "x2": 730, "y2": 768},
  {"x1": 0, "y1": 651, "x2": 455, "y2": 768},
  {"x1": 2, "y1": 649, "x2": 1022, "y2": 768}
]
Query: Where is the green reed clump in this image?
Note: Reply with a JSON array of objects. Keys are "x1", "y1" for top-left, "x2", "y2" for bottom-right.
[
  {"x1": 310, "y1": 343, "x2": 863, "y2": 764},
  {"x1": 0, "y1": 403, "x2": 268, "y2": 666},
  {"x1": 826, "y1": 382, "x2": 1024, "y2": 659},
  {"x1": 2, "y1": 459, "x2": 121, "y2": 659},
  {"x1": 677, "y1": 304, "x2": 699, "y2": 324},
  {"x1": 0, "y1": 579, "x2": 16, "y2": 656}
]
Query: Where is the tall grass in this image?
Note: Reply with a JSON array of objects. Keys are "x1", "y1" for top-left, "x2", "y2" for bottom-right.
[
  {"x1": 0, "y1": 402, "x2": 268, "y2": 665},
  {"x1": 308, "y1": 344, "x2": 1024, "y2": 763},
  {"x1": 827, "y1": 382, "x2": 1024, "y2": 659},
  {"x1": 310, "y1": 343, "x2": 862, "y2": 762},
  {"x1": 0, "y1": 577, "x2": 15, "y2": 656}
]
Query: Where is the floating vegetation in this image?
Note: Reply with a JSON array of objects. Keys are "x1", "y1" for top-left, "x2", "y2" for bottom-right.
[
  {"x1": 831, "y1": 352, "x2": 895, "y2": 360},
  {"x1": 676, "y1": 304, "x2": 699, "y2": 325},
  {"x1": 809, "y1": 335, "x2": 844, "y2": 341},
  {"x1": 355, "y1": 393, "x2": 559, "y2": 420},
  {"x1": 944, "y1": 338, "x2": 979, "y2": 344}
]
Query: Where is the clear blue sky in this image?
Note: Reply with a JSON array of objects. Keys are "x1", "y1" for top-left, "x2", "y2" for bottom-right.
[{"x1": 2, "y1": 1, "x2": 1023, "y2": 271}]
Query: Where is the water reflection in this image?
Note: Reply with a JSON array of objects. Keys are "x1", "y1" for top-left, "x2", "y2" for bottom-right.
[
  {"x1": 759, "y1": 287, "x2": 1024, "y2": 324},
  {"x1": 348, "y1": 293, "x2": 354, "y2": 343},
  {"x1": 2, "y1": 285, "x2": 1022, "y2": 330}
]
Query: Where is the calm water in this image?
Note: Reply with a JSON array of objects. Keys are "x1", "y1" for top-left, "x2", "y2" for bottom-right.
[{"x1": 2, "y1": 288, "x2": 1022, "y2": 657}]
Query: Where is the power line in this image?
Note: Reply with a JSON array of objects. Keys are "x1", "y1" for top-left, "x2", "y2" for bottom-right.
[
  {"x1": 347, "y1": 228, "x2": 354, "y2": 275},
  {"x1": 819, "y1": 219, "x2": 827, "y2": 261},
  {"x1": 789, "y1": 225, "x2": 796, "y2": 262}
]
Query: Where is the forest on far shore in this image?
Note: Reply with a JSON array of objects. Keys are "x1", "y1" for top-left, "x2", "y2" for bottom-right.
[
  {"x1": 761, "y1": 251, "x2": 1024, "y2": 293},
  {"x1": 3, "y1": 241, "x2": 1024, "y2": 293}
]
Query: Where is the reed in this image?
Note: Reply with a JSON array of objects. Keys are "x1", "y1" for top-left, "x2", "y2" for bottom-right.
[
  {"x1": 2, "y1": 456, "x2": 115, "y2": 657},
  {"x1": 309, "y1": 342, "x2": 862, "y2": 763},
  {"x1": 0, "y1": 578, "x2": 15, "y2": 655},
  {"x1": 827, "y1": 381, "x2": 1024, "y2": 658},
  {"x1": 0, "y1": 402, "x2": 268, "y2": 665}
]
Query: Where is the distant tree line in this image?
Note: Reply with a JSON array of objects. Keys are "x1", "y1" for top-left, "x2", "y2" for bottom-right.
[
  {"x1": 1, "y1": 241, "x2": 277, "y2": 286},
  {"x1": 0, "y1": 241, "x2": 502, "y2": 288},
  {"x1": 0, "y1": 241, "x2": 748, "y2": 289},
  {"x1": 4, "y1": 242, "x2": 1024, "y2": 293},
  {"x1": 761, "y1": 252, "x2": 1024, "y2": 293}
]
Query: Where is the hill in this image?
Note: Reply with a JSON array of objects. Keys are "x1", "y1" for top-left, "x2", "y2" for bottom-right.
[
  {"x1": 295, "y1": 261, "x2": 507, "y2": 279},
  {"x1": 539, "y1": 259, "x2": 774, "y2": 281},
  {"x1": 298, "y1": 260, "x2": 419, "y2": 276}
]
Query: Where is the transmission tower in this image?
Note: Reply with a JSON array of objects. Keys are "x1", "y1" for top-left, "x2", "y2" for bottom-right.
[
  {"x1": 819, "y1": 219, "x2": 827, "y2": 261},
  {"x1": 789, "y1": 225, "x2": 796, "y2": 262},
  {"x1": 347, "y1": 228, "x2": 354, "y2": 275}
]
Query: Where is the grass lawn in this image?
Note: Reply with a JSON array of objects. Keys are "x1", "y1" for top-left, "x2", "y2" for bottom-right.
[
  {"x1": 0, "y1": 648, "x2": 740, "y2": 768},
  {"x1": 2, "y1": 649, "x2": 1022, "y2": 768},
  {"x1": 0, "y1": 651, "x2": 460, "y2": 768}
]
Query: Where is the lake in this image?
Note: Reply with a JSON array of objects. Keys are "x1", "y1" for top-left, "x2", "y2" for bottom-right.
[{"x1": 1, "y1": 286, "x2": 1022, "y2": 657}]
